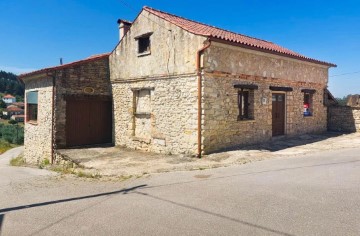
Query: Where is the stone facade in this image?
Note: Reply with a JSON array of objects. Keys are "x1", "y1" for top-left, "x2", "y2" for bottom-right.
[
  {"x1": 53, "y1": 56, "x2": 111, "y2": 148},
  {"x1": 22, "y1": 55, "x2": 111, "y2": 164},
  {"x1": 110, "y1": 10, "x2": 205, "y2": 155},
  {"x1": 328, "y1": 106, "x2": 360, "y2": 132},
  {"x1": 24, "y1": 77, "x2": 54, "y2": 164},
  {"x1": 110, "y1": 9, "x2": 333, "y2": 156},
  {"x1": 112, "y1": 76, "x2": 198, "y2": 155},
  {"x1": 201, "y1": 43, "x2": 329, "y2": 153},
  {"x1": 23, "y1": 7, "x2": 335, "y2": 161}
]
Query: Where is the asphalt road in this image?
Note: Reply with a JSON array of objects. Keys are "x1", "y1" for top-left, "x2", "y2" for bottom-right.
[{"x1": 0, "y1": 147, "x2": 359, "y2": 236}]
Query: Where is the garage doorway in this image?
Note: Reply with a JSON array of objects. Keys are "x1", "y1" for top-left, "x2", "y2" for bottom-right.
[{"x1": 66, "y1": 97, "x2": 112, "y2": 147}]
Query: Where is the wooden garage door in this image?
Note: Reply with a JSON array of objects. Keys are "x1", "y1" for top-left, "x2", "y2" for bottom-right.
[{"x1": 66, "y1": 99, "x2": 112, "y2": 147}]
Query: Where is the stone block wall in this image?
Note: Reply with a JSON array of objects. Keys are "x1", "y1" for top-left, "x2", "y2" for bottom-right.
[
  {"x1": 201, "y1": 42, "x2": 330, "y2": 153},
  {"x1": 328, "y1": 106, "x2": 360, "y2": 132},
  {"x1": 24, "y1": 77, "x2": 53, "y2": 164},
  {"x1": 110, "y1": 10, "x2": 206, "y2": 80},
  {"x1": 112, "y1": 75, "x2": 198, "y2": 155},
  {"x1": 202, "y1": 73, "x2": 327, "y2": 153},
  {"x1": 204, "y1": 42, "x2": 329, "y2": 83},
  {"x1": 54, "y1": 56, "x2": 111, "y2": 148}
]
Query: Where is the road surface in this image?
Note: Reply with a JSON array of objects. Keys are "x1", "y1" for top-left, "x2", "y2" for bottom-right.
[{"x1": 0, "y1": 147, "x2": 359, "y2": 235}]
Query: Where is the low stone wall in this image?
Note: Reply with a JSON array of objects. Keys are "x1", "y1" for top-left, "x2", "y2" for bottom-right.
[{"x1": 328, "y1": 106, "x2": 360, "y2": 132}]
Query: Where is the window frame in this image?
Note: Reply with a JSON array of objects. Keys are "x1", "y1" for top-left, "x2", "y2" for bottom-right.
[
  {"x1": 302, "y1": 89, "x2": 315, "y2": 117},
  {"x1": 237, "y1": 89, "x2": 254, "y2": 121},
  {"x1": 26, "y1": 91, "x2": 39, "y2": 124},
  {"x1": 135, "y1": 32, "x2": 153, "y2": 56}
]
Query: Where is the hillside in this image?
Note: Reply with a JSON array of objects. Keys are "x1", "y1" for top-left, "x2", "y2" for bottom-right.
[{"x1": 0, "y1": 70, "x2": 24, "y2": 100}]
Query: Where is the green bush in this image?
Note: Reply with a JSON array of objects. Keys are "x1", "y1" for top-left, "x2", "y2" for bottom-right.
[
  {"x1": 0, "y1": 139, "x2": 12, "y2": 154},
  {"x1": 0, "y1": 123, "x2": 24, "y2": 145}
]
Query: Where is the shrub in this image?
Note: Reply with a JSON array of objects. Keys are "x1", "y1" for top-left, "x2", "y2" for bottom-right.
[{"x1": 10, "y1": 155, "x2": 26, "y2": 166}]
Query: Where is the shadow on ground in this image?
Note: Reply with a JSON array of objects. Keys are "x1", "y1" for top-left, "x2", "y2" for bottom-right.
[{"x1": 214, "y1": 132, "x2": 346, "y2": 153}]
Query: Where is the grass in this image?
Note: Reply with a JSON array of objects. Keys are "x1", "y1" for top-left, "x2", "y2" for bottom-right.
[
  {"x1": 10, "y1": 154, "x2": 26, "y2": 166},
  {"x1": 49, "y1": 163, "x2": 102, "y2": 179},
  {"x1": 0, "y1": 140, "x2": 16, "y2": 154}
]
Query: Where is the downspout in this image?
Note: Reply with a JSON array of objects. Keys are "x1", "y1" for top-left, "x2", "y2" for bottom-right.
[{"x1": 196, "y1": 39, "x2": 211, "y2": 158}]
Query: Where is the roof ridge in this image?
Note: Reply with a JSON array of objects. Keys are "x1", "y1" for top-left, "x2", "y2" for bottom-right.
[{"x1": 143, "y1": 6, "x2": 274, "y2": 44}]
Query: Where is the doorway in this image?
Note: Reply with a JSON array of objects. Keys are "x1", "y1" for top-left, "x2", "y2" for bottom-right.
[{"x1": 272, "y1": 93, "x2": 285, "y2": 136}]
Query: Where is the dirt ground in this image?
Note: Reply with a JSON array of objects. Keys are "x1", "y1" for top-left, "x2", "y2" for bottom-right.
[{"x1": 56, "y1": 132, "x2": 360, "y2": 178}]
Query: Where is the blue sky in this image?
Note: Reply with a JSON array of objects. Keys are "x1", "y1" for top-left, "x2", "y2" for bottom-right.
[{"x1": 0, "y1": 0, "x2": 359, "y2": 97}]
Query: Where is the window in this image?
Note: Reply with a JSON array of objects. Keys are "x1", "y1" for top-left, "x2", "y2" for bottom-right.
[
  {"x1": 138, "y1": 36, "x2": 150, "y2": 54},
  {"x1": 26, "y1": 91, "x2": 38, "y2": 122},
  {"x1": 302, "y1": 89, "x2": 315, "y2": 117},
  {"x1": 131, "y1": 88, "x2": 154, "y2": 140},
  {"x1": 237, "y1": 89, "x2": 254, "y2": 120},
  {"x1": 136, "y1": 33, "x2": 152, "y2": 55}
]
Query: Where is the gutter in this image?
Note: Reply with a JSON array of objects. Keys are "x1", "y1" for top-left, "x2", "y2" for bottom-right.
[{"x1": 196, "y1": 40, "x2": 211, "y2": 158}]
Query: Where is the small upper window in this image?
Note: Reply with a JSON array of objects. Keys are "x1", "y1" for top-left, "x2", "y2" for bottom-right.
[
  {"x1": 136, "y1": 33, "x2": 152, "y2": 55},
  {"x1": 26, "y1": 91, "x2": 38, "y2": 122},
  {"x1": 138, "y1": 37, "x2": 150, "y2": 54}
]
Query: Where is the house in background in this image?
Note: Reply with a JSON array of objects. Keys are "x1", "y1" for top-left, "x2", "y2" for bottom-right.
[
  {"x1": 2, "y1": 105, "x2": 24, "y2": 118},
  {"x1": 11, "y1": 114, "x2": 25, "y2": 122},
  {"x1": 110, "y1": 6, "x2": 336, "y2": 156},
  {"x1": 11, "y1": 102, "x2": 25, "y2": 109},
  {"x1": 19, "y1": 54, "x2": 112, "y2": 164},
  {"x1": 2, "y1": 94, "x2": 16, "y2": 104}
]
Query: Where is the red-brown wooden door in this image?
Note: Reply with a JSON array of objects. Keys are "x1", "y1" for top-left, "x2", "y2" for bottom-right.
[
  {"x1": 66, "y1": 99, "x2": 112, "y2": 147},
  {"x1": 272, "y1": 93, "x2": 285, "y2": 136}
]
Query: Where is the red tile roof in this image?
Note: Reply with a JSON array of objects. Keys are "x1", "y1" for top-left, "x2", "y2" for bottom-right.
[
  {"x1": 3, "y1": 94, "x2": 15, "y2": 99},
  {"x1": 11, "y1": 102, "x2": 24, "y2": 107},
  {"x1": 6, "y1": 106, "x2": 23, "y2": 112},
  {"x1": 19, "y1": 53, "x2": 110, "y2": 79},
  {"x1": 143, "y1": 6, "x2": 336, "y2": 67}
]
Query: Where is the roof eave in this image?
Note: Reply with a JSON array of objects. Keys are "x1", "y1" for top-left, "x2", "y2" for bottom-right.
[{"x1": 19, "y1": 53, "x2": 110, "y2": 80}]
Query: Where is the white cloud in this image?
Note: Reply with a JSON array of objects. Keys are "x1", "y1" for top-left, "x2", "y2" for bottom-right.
[{"x1": 0, "y1": 65, "x2": 37, "y2": 75}]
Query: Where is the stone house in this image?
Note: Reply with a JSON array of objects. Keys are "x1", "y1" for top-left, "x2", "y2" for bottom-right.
[
  {"x1": 20, "y1": 6, "x2": 336, "y2": 164},
  {"x1": 19, "y1": 54, "x2": 112, "y2": 163},
  {"x1": 110, "y1": 6, "x2": 336, "y2": 156}
]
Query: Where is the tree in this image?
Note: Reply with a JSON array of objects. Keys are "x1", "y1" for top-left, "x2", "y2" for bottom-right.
[
  {"x1": 336, "y1": 96, "x2": 348, "y2": 106},
  {"x1": 8, "y1": 119, "x2": 18, "y2": 125},
  {"x1": 0, "y1": 100, "x2": 6, "y2": 108}
]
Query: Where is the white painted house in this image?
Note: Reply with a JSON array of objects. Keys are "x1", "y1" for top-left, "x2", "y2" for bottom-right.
[{"x1": 2, "y1": 94, "x2": 16, "y2": 104}]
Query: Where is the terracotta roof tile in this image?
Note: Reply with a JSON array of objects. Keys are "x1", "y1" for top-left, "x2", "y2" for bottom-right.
[
  {"x1": 6, "y1": 107, "x2": 23, "y2": 112},
  {"x1": 143, "y1": 6, "x2": 336, "y2": 67},
  {"x1": 19, "y1": 53, "x2": 110, "y2": 79},
  {"x1": 3, "y1": 94, "x2": 15, "y2": 99}
]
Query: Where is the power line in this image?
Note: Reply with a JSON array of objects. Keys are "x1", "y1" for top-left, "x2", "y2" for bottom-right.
[{"x1": 329, "y1": 71, "x2": 360, "y2": 77}]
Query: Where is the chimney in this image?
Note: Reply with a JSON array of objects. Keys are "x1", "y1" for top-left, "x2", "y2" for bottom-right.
[{"x1": 117, "y1": 19, "x2": 132, "y2": 41}]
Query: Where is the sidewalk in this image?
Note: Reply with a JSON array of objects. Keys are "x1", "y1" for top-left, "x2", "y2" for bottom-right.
[{"x1": 57, "y1": 132, "x2": 360, "y2": 177}]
